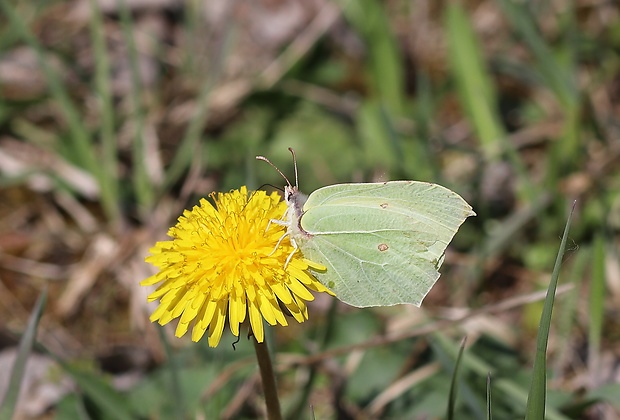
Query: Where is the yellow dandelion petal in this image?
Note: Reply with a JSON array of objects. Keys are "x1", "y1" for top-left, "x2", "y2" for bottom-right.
[
  {"x1": 179, "y1": 293, "x2": 203, "y2": 325},
  {"x1": 228, "y1": 287, "x2": 246, "y2": 336},
  {"x1": 198, "y1": 300, "x2": 219, "y2": 331},
  {"x1": 190, "y1": 302, "x2": 209, "y2": 342},
  {"x1": 285, "y1": 294, "x2": 309, "y2": 322},
  {"x1": 141, "y1": 274, "x2": 161, "y2": 287},
  {"x1": 285, "y1": 277, "x2": 316, "y2": 301},
  {"x1": 149, "y1": 301, "x2": 169, "y2": 323},
  {"x1": 270, "y1": 282, "x2": 294, "y2": 305},
  {"x1": 142, "y1": 187, "x2": 333, "y2": 347},
  {"x1": 304, "y1": 259, "x2": 327, "y2": 272},
  {"x1": 248, "y1": 300, "x2": 265, "y2": 343},
  {"x1": 256, "y1": 292, "x2": 277, "y2": 326},
  {"x1": 207, "y1": 300, "x2": 227, "y2": 347},
  {"x1": 175, "y1": 320, "x2": 190, "y2": 337},
  {"x1": 264, "y1": 291, "x2": 288, "y2": 326}
]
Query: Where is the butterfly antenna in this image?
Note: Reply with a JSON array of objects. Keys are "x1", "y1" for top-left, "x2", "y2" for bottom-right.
[
  {"x1": 288, "y1": 147, "x2": 299, "y2": 188},
  {"x1": 256, "y1": 155, "x2": 293, "y2": 188}
]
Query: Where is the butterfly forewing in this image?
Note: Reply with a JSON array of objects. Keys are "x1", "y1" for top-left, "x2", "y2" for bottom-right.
[{"x1": 294, "y1": 181, "x2": 475, "y2": 307}]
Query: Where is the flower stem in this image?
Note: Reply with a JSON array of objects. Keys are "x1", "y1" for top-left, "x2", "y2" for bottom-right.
[{"x1": 253, "y1": 338, "x2": 283, "y2": 420}]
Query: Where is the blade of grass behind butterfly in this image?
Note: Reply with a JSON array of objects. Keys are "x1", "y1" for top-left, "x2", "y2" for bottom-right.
[
  {"x1": 0, "y1": 288, "x2": 47, "y2": 420},
  {"x1": 285, "y1": 299, "x2": 339, "y2": 420},
  {"x1": 495, "y1": 0, "x2": 580, "y2": 169},
  {"x1": 588, "y1": 232, "x2": 606, "y2": 384},
  {"x1": 431, "y1": 333, "x2": 485, "y2": 419},
  {"x1": 486, "y1": 373, "x2": 492, "y2": 420},
  {"x1": 431, "y1": 328, "x2": 570, "y2": 420},
  {"x1": 495, "y1": 0, "x2": 576, "y2": 111},
  {"x1": 162, "y1": 7, "x2": 236, "y2": 193},
  {"x1": 88, "y1": 0, "x2": 121, "y2": 226},
  {"x1": 553, "y1": 243, "x2": 588, "y2": 377},
  {"x1": 0, "y1": 1, "x2": 118, "y2": 222},
  {"x1": 357, "y1": 101, "x2": 405, "y2": 176},
  {"x1": 466, "y1": 193, "x2": 552, "y2": 298},
  {"x1": 116, "y1": 0, "x2": 157, "y2": 217},
  {"x1": 444, "y1": 3, "x2": 535, "y2": 203},
  {"x1": 156, "y1": 323, "x2": 186, "y2": 420},
  {"x1": 341, "y1": 0, "x2": 405, "y2": 115},
  {"x1": 59, "y1": 364, "x2": 135, "y2": 420},
  {"x1": 409, "y1": 70, "x2": 438, "y2": 182},
  {"x1": 494, "y1": 379, "x2": 569, "y2": 420},
  {"x1": 524, "y1": 202, "x2": 576, "y2": 420},
  {"x1": 341, "y1": 0, "x2": 408, "y2": 175},
  {"x1": 446, "y1": 337, "x2": 468, "y2": 420}
]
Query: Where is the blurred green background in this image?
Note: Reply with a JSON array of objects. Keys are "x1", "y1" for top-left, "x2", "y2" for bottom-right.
[{"x1": 0, "y1": 0, "x2": 618, "y2": 419}]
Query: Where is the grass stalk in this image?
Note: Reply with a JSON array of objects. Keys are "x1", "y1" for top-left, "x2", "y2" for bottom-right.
[
  {"x1": 88, "y1": 0, "x2": 121, "y2": 226},
  {"x1": 115, "y1": 0, "x2": 154, "y2": 216},
  {"x1": 588, "y1": 232, "x2": 606, "y2": 382},
  {"x1": 444, "y1": 3, "x2": 535, "y2": 202},
  {"x1": 486, "y1": 373, "x2": 492, "y2": 420},
  {"x1": 446, "y1": 337, "x2": 467, "y2": 420},
  {"x1": 157, "y1": 324, "x2": 186, "y2": 420},
  {"x1": 524, "y1": 201, "x2": 576, "y2": 419},
  {"x1": 0, "y1": 288, "x2": 47, "y2": 420},
  {"x1": 0, "y1": 1, "x2": 119, "y2": 222}
]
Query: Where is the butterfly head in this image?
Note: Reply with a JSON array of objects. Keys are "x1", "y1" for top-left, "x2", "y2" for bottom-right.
[
  {"x1": 284, "y1": 185, "x2": 308, "y2": 217},
  {"x1": 257, "y1": 148, "x2": 306, "y2": 211}
]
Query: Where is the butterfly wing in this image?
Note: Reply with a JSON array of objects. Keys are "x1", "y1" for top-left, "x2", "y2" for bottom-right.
[{"x1": 295, "y1": 181, "x2": 475, "y2": 307}]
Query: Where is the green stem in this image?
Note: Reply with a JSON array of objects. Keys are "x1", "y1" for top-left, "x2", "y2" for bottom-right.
[{"x1": 253, "y1": 338, "x2": 282, "y2": 420}]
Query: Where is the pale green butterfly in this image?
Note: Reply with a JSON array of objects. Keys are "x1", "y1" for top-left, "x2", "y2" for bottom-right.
[{"x1": 257, "y1": 149, "x2": 475, "y2": 308}]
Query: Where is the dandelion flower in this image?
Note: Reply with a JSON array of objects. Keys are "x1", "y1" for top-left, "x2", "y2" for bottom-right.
[{"x1": 142, "y1": 186, "x2": 333, "y2": 347}]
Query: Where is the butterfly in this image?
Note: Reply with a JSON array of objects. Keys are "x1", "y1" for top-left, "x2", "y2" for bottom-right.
[{"x1": 257, "y1": 149, "x2": 475, "y2": 308}]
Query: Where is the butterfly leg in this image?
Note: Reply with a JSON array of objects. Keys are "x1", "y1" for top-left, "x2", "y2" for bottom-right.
[
  {"x1": 283, "y1": 236, "x2": 299, "y2": 269},
  {"x1": 265, "y1": 206, "x2": 290, "y2": 232},
  {"x1": 267, "y1": 230, "x2": 290, "y2": 257},
  {"x1": 266, "y1": 218, "x2": 289, "y2": 231}
]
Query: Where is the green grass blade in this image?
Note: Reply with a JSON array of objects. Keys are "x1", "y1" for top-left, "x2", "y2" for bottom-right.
[
  {"x1": 88, "y1": 0, "x2": 121, "y2": 224},
  {"x1": 285, "y1": 298, "x2": 338, "y2": 420},
  {"x1": 156, "y1": 325, "x2": 186, "y2": 420},
  {"x1": 0, "y1": 1, "x2": 117, "y2": 221},
  {"x1": 357, "y1": 101, "x2": 402, "y2": 173},
  {"x1": 162, "y1": 24, "x2": 234, "y2": 193},
  {"x1": 0, "y1": 2, "x2": 87, "y2": 147},
  {"x1": 115, "y1": 0, "x2": 156, "y2": 216},
  {"x1": 496, "y1": 378, "x2": 570, "y2": 420},
  {"x1": 343, "y1": 0, "x2": 406, "y2": 173},
  {"x1": 62, "y1": 365, "x2": 135, "y2": 420},
  {"x1": 444, "y1": 3, "x2": 504, "y2": 160},
  {"x1": 495, "y1": 0, "x2": 576, "y2": 109},
  {"x1": 0, "y1": 288, "x2": 48, "y2": 420},
  {"x1": 553, "y1": 246, "x2": 588, "y2": 376},
  {"x1": 410, "y1": 70, "x2": 437, "y2": 181},
  {"x1": 343, "y1": 0, "x2": 405, "y2": 115},
  {"x1": 588, "y1": 232, "x2": 606, "y2": 376},
  {"x1": 432, "y1": 333, "x2": 486, "y2": 418},
  {"x1": 446, "y1": 337, "x2": 467, "y2": 420},
  {"x1": 495, "y1": 0, "x2": 580, "y2": 168},
  {"x1": 486, "y1": 373, "x2": 492, "y2": 420},
  {"x1": 525, "y1": 201, "x2": 576, "y2": 420},
  {"x1": 444, "y1": 3, "x2": 534, "y2": 201}
]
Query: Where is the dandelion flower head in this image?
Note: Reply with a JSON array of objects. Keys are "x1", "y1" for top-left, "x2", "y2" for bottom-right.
[{"x1": 141, "y1": 186, "x2": 332, "y2": 347}]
